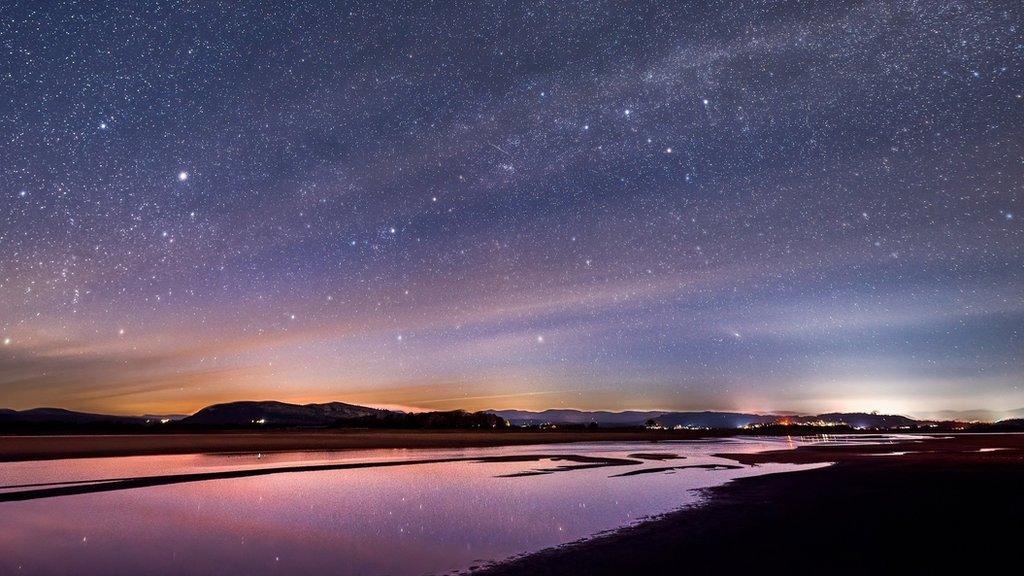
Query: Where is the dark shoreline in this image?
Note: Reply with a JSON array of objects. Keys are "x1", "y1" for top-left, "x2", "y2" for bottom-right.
[{"x1": 477, "y1": 434, "x2": 1024, "y2": 575}]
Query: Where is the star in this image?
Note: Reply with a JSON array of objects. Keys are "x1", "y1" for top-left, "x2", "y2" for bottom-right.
[{"x1": 0, "y1": 0, "x2": 1018, "y2": 426}]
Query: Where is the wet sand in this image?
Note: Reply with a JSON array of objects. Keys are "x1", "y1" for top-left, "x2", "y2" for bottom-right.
[
  {"x1": 479, "y1": 434, "x2": 1024, "y2": 574},
  {"x1": 0, "y1": 429, "x2": 704, "y2": 462},
  {"x1": 0, "y1": 453, "x2": 645, "y2": 502}
]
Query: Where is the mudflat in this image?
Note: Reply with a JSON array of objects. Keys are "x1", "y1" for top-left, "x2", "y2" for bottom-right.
[
  {"x1": 0, "y1": 429, "x2": 705, "y2": 461},
  {"x1": 479, "y1": 433, "x2": 1024, "y2": 575}
]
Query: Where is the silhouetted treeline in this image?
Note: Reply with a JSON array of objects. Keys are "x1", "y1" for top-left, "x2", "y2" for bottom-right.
[{"x1": 330, "y1": 410, "x2": 509, "y2": 429}]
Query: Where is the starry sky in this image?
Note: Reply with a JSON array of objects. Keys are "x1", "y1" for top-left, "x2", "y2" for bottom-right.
[{"x1": 1, "y1": 0, "x2": 1021, "y2": 418}]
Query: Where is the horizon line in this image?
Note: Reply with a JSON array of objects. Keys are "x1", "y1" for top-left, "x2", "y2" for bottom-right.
[{"x1": 5, "y1": 399, "x2": 1024, "y2": 422}]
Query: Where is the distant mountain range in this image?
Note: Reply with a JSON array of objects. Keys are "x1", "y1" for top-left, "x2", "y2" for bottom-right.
[
  {"x1": 0, "y1": 407, "x2": 147, "y2": 425},
  {"x1": 484, "y1": 409, "x2": 778, "y2": 428},
  {"x1": 0, "y1": 401, "x2": 503, "y2": 430},
  {"x1": 3, "y1": 402, "x2": 1022, "y2": 431},
  {"x1": 485, "y1": 409, "x2": 921, "y2": 429},
  {"x1": 182, "y1": 400, "x2": 390, "y2": 426}
]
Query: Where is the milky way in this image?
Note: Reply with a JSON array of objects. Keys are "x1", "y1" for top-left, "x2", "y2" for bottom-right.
[{"x1": 0, "y1": 1, "x2": 1021, "y2": 417}]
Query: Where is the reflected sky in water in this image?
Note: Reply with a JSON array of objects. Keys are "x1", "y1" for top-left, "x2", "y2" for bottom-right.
[{"x1": 0, "y1": 436, "x2": 916, "y2": 575}]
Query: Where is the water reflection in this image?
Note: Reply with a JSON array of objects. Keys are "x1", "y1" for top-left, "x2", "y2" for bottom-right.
[{"x1": 0, "y1": 436, "x2": 912, "y2": 575}]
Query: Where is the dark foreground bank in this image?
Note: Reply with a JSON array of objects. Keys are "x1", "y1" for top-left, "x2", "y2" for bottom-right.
[{"x1": 478, "y1": 434, "x2": 1024, "y2": 575}]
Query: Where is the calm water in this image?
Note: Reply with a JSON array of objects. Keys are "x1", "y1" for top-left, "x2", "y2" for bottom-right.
[{"x1": 0, "y1": 435, "x2": 917, "y2": 575}]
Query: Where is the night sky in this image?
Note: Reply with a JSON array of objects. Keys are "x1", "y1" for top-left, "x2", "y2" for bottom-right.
[{"x1": 1, "y1": 1, "x2": 1020, "y2": 418}]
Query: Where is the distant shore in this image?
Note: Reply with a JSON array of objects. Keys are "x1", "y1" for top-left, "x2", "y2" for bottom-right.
[
  {"x1": 478, "y1": 433, "x2": 1024, "y2": 575},
  {"x1": 0, "y1": 429, "x2": 715, "y2": 462}
]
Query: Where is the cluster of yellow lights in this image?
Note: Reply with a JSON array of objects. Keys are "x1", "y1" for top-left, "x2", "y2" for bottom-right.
[{"x1": 741, "y1": 419, "x2": 848, "y2": 429}]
